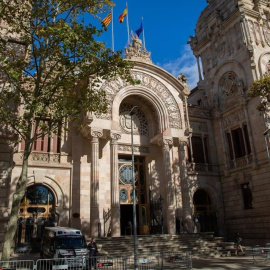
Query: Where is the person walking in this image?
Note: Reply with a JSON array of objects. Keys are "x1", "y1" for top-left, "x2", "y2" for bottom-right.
[
  {"x1": 88, "y1": 237, "x2": 98, "y2": 269},
  {"x1": 234, "y1": 232, "x2": 245, "y2": 256}
]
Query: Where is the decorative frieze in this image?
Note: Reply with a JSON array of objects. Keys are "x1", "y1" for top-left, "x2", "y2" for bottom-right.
[
  {"x1": 118, "y1": 144, "x2": 149, "y2": 154},
  {"x1": 188, "y1": 106, "x2": 211, "y2": 119},
  {"x1": 223, "y1": 110, "x2": 246, "y2": 129},
  {"x1": 20, "y1": 152, "x2": 60, "y2": 163},
  {"x1": 190, "y1": 121, "x2": 208, "y2": 133},
  {"x1": 97, "y1": 71, "x2": 182, "y2": 129}
]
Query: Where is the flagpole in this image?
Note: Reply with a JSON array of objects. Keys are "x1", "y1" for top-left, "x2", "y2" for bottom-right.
[
  {"x1": 142, "y1": 17, "x2": 146, "y2": 49},
  {"x1": 111, "y1": 8, "x2": 114, "y2": 52},
  {"x1": 126, "y1": 1, "x2": 130, "y2": 44}
]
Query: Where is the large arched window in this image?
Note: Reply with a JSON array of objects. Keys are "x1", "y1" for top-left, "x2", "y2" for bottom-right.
[
  {"x1": 22, "y1": 184, "x2": 54, "y2": 205},
  {"x1": 19, "y1": 185, "x2": 55, "y2": 217}
]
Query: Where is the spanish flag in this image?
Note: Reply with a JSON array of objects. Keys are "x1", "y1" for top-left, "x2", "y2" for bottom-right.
[
  {"x1": 102, "y1": 11, "x2": 112, "y2": 27},
  {"x1": 118, "y1": 7, "x2": 127, "y2": 23}
]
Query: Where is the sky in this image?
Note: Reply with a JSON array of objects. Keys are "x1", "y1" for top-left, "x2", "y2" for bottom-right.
[{"x1": 99, "y1": 0, "x2": 208, "y2": 89}]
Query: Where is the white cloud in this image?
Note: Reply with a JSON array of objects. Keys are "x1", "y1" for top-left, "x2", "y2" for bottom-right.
[{"x1": 156, "y1": 45, "x2": 199, "y2": 90}]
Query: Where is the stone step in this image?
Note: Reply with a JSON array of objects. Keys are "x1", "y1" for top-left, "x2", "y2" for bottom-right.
[{"x1": 92, "y1": 233, "x2": 228, "y2": 258}]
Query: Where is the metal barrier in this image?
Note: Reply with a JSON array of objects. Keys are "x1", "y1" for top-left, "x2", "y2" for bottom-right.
[
  {"x1": 247, "y1": 244, "x2": 270, "y2": 264},
  {"x1": 127, "y1": 251, "x2": 192, "y2": 270},
  {"x1": 36, "y1": 256, "x2": 126, "y2": 270},
  {"x1": 0, "y1": 260, "x2": 35, "y2": 270},
  {"x1": 0, "y1": 251, "x2": 192, "y2": 270}
]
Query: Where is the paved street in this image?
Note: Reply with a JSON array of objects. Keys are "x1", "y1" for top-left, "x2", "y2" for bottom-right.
[
  {"x1": 9, "y1": 252, "x2": 270, "y2": 270},
  {"x1": 192, "y1": 256, "x2": 270, "y2": 270}
]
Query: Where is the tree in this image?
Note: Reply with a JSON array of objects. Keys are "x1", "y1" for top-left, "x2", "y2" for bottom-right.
[
  {"x1": 0, "y1": 0, "x2": 135, "y2": 260},
  {"x1": 248, "y1": 74, "x2": 270, "y2": 112}
]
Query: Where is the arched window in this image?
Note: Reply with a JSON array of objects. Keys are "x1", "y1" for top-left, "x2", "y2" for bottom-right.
[{"x1": 22, "y1": 185, "x2": 54, "y2": 205}]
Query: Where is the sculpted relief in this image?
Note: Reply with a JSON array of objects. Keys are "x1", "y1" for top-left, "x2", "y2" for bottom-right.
[
  {"x1": 119, "y1": 103, "x2": 148, "y2": 135},
  {"x1": 212, "y1": 71, "x2": 244, "y2": 112},
  {"x1": 97, "y1": 71, "x2": 182, "y2": 129},
  {"x1": 223, "y1": 110, "x2": 246, "y2": 129},
  {"x1": 247, "y1": 19, "x2": 270, "y2": 47}
]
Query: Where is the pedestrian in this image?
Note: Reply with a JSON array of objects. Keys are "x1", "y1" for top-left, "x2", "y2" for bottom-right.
[
  {"x1": 234, "y1": 232, "x2": 245, "y2": 256},
  {"x1": 88, "y1": 237, "x2": 98, "y2": 269}
]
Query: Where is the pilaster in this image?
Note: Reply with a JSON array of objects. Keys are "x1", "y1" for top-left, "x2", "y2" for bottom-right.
[
  {"x1": 90, "y1": 129, "x2": 103, "y2": 237},
  {"x1": 158, "y1": 137, "x2": 175, "y2": 234},
  {"x1": 110, "y1": 132, "x2": 121, "y2": 237}
]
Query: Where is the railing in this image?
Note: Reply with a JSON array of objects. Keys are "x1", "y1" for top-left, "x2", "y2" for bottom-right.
[
  {"x1": 246, "y1": 244, "x2": 270, "y2": 264},
  {"x1": 0, "y1": 252, "x2": 193, "y2": 270}
]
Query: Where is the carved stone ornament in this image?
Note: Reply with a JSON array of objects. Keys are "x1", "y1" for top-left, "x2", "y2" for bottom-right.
[
  {"x1": 91, "y1": 130, "x2": 103, "y2": 139},
  {"x1": 125, "y1": 33, "x2": 152, "y2": 64},
  {"x1": 177, "y1": 73, "x2": 188, "y2": 84},
  {"x1": 223, "y1": 110, "x2": 246, "y2": 129},
  {"x1": 213, "y1": 72, "x2": 244, "y2": 112},
  {"x1": 118, "y1": 144, "x2": 149, "y2": 154},
  {"x1": 110, "y1": 132, "x2": 121, "y2": 141},
  {"x1": 190, "y1": 121, "x2": 208, "y2": 133},
  {"x1": 158, "y1": 137, "x2": 173, "y2": 151},
  {"x1": 263, "y1": 26, "x2": 270, "y2": 47},
  {"x1": 98, "y1": 71, "x2": 182, "y2": 129},
  {"x1": 119, "y1": 103, "x2": 148, "y2": 135}
]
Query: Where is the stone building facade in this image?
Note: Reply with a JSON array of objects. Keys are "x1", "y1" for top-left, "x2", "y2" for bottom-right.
[
  {"x1": 188, "y1": 0, "x2": 270, "y2": 244},
  {"x1": 1, "y1": 0, "x2": 270, "y2": 252}
]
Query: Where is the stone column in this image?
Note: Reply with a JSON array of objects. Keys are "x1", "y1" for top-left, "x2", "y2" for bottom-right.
[
  {"x1": 196, "y1": 55, "x2": 202, "y2": 81},
  {"x1": 179, "y1": 140, "x2": 193, "y2": 233},
  {"x1": 110, "y1": 132, "x2": 121, "y2": 237},
  {"x1": 90, "y1": 129, "x2": 103, "y2": 237},
  {"x1": 158, "y1": 137, "x2": 175, "y2": 234}
]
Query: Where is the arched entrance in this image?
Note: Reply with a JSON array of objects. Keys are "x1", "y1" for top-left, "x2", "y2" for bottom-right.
[
  {"x1": 193, "y1": 189, "x2": 218, "y2": 234},
  {"x1": 16, "y1": 184, "x2": 57, "y2": 252}
]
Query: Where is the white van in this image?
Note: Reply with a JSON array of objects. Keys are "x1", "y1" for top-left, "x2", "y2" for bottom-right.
[{"x1": 40, "y1": 226, "x2": 88, "y2": 261}]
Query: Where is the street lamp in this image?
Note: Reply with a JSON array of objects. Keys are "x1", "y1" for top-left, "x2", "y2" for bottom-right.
[{"x1": 129, "y1": 106, "x2": 138, "y2": 270}]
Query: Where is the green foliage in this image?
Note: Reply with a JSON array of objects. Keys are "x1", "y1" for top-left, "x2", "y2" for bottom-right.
[
  {"x1": 0, "y1": 0, "x2": 136, "y2": 260},
  {"x1": 248, "y1": 74, "x2": 270, "y2": 112},
  {"x1": 0, "y1": 0, "x2": 135, "y2": 144}
]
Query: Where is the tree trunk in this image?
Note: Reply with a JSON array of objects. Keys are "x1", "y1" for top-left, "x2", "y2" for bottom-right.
[{"x1": 1, "y1": 144, "x2": 30, "y2": 261}]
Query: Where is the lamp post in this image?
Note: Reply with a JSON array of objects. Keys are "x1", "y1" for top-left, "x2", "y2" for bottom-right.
[{"x1": 129, "y1": 106, "x2": 138, "y2": 270}]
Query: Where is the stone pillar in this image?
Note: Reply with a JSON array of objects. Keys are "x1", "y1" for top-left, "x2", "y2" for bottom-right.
[
  {"x1": 196, "y1": 55, "x2": 202, "y2": 81},
  {"x1": 110, "y1": 132, "x2": 121, "y2": 237},
  {"x1": 179, "y1": 140, "x2": 193, "y2": 233},
  {"x1": 158, "y1": 137, "x2": 175, "y2": 234},
  {"x1": 90, "y1": 129, "x2": 103, "y2": 237}
]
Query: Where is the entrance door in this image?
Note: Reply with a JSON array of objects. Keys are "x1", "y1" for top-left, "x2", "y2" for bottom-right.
[
  {"x1": 193, "y1": 189, "x2": 217, "y2": 234},
  {"x1": 118, "y1": 156, "x2": 149, "y2": 235},
  {"x1": 16, "y1": 184, "x2": 57, "y2": 252}
]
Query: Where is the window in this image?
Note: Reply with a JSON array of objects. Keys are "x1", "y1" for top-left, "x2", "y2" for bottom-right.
[
  {"x1": 226, "y1": 125, "x2": 251, "y2": 160},
  {"x1": 21, "y1": 119, "x2": 61, "y2": 153},
  {"x1": 241, "y1": 183, "x2": 253, "y2": 210},
  {"x1": 188, "y1": 136, "x2": 209, "y2": 163}
]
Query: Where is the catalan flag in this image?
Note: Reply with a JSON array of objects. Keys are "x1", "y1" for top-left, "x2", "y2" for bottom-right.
[
  {"x1": 118, "y1": 7, "x2": 127, "y2": 23},
  {"x1": 102, "y1": 11, "x2": 112, "y2": 27}
]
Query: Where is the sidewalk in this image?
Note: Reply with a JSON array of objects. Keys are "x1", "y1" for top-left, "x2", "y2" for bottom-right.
[
  {"x1": 192, "y1": 255, "x2": 270, "y2": 270},
  {"x1": 10, "y1": 252, "x2": 270, "y2": 269}
]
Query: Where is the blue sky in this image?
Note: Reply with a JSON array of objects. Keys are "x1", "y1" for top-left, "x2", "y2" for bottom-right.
[{"x1": 100, "y1": 0, "x2": 208, "y2": 89}]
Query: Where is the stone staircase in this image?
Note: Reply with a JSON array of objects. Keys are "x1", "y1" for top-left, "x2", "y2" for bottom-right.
[{"x1": 90, "y1": 233, "x2": 235, "y2": 258}]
